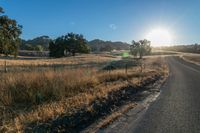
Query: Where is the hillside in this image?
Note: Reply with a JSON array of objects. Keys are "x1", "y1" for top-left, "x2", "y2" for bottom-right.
[
  {"x1": 20, "y1": 36, "x2": 52, "y2": 51},
  {"x1": 88, "y1": 39, "x2": 130, "y2": 52},
  {"x1": 20, "y1": 38, "x2": 130, "y2": 53},
  {"x1": 158, "y1": 44, "x2": 200, "y2": 53}
]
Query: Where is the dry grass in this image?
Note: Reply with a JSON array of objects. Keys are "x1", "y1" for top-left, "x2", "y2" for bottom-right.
[
  {"x1": 0, "y1": 55, "x2": 168, "y2": 132},
  {"x1": 182, "y1": 55, "x2": 200, "y2": 65},
  {"x1": 0, "y1": 68, "x2": 98, "y2": 106},
  {"x1": 85, "y1": 103, "x2": 136, "y2": 132},
  {"x1": 0, "y1": 54, "x2": 117, "y2": 67}
]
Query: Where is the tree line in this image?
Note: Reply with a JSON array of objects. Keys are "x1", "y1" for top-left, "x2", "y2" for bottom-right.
[{"x1": 20, "y1": 38, "x2": 130, "y2": 53}]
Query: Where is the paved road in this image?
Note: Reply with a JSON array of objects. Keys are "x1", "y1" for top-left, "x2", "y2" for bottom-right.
[{"x1": 127, "y1": 56, "x2": 200, "y2": 133}]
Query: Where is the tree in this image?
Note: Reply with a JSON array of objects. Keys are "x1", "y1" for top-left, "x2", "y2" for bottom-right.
[
  {"x1": 49, "y1": 33, "x2": 90, "y2": 58},
  {"x1": 130, "y1": 39, "x2": 151, "y2": 58},
  {"x1": 130, "y1": 40, "x2": 139, "y2": 57},
  {"x1": 65, "y1": 33, "x2": 90, "y2": 56},
  {"x1": 49, "y1": 40, "x2": 64, "y2": 58},
  {"x1": 0, "y1": 7, "x2": 22, "y2": 57}
]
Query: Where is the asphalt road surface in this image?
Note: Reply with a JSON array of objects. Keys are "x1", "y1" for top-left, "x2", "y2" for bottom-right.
[{"x1": 127, "y1": 56, "x2": 200, "y2": 133}]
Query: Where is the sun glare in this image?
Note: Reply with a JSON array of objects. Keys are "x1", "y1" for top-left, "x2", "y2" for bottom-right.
[{"x1": 146, "y1": 28, "x2": 172, "y2": 47}]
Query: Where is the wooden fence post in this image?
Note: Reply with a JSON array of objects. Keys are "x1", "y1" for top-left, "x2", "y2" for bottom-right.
[{"x1": 4, "y1": 60, "x2": 7, "y2": 73}]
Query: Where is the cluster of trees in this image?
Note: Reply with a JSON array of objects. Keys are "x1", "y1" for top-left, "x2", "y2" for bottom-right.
[
  {"x1": 130, "y1": 39, "x2": 152, "y2": 58},
  {"x1": 0, "y1": 7, "x2": 22, "y2": 57},
  {"x1": 49, "y1": 33, "x2": 90, "y2": 57}
]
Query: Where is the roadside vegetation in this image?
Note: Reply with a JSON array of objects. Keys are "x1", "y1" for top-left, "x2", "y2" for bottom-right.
[{"x1": 0, "y1": 55, "x2": 168, "y2": 132}]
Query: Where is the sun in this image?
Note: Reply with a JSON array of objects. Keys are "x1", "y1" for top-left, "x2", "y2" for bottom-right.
[{"x1": 146, "y1": 28, "x2": 172, "y2": 47}]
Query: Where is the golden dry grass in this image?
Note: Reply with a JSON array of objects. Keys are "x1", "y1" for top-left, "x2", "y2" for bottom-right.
[
  {"x1": 0, "y1": 54, "x2": 117, "y2": 67},
  {"x1": 0, "y1": 55, "x2": 168, "y2": 132}
]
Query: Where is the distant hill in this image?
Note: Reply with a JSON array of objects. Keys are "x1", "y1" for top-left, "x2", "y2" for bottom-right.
[
  {"x1": 88, "y1": 39, "x2": 130, "y2": 52},
  {"x1": 20, "y1": 36, "x2": 52, "y2": 51},
  {"x1": 159, "y1": 44, "x2": 200, "y2": 53},
  {"x1": 20, "y1": 37, "x2": 130, "y2": 52}
]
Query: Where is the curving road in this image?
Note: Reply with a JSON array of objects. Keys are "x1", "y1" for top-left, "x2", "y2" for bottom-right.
[{"x1": 127, "y1": 56, "x2": 200, "y2": 133}]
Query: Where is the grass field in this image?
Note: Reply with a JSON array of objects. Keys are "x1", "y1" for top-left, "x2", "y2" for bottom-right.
[{"x1": 0, "y1": 54, "x2": 168, "y2": 132}]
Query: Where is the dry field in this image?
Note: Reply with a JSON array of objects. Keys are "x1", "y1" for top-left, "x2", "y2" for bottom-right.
[
  {"x1": 0, "y1": 54, "x2": 168, "y2": 132},
  {"x1": 182, "y1": 55, "x2": 200, "y2": 65},
  {"x1": 0, "y1": 54, "x2": 117, "y2": 66}
]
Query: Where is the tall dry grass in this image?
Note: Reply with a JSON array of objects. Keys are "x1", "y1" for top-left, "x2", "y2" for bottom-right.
[{"x1": 0, "y1": 68, "x2": 98, "y2": 106}]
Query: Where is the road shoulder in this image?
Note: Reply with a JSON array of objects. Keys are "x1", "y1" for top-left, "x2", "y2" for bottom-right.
[{"x1": 83, "y1": 72, "x2": 169, "y2": 133}]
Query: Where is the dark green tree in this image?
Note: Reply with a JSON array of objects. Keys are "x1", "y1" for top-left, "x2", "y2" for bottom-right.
[
  {"x1": 130, "y1": 39, "x2": 151, "y2": 58},
  {"x1": 0, "y1": 7, "x2": 22, "y2": 57},
  {"x1": 49, "y1": 39, "x2": 65, "y2": 58},
  {"x1": 65, "y1": 33, "x2": 90, "y2": 56},
  {"x1": 49, "y1": 33, "x2": 90, "y2": 58}
]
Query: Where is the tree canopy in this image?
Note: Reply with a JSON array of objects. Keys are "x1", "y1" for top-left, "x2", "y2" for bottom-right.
[
  {"x1": 0, "y1": 7, "x2": 22, "y2": 57},
  {"x1": 130, "y1": 39, "x2": 151, "y2": 58},
  {"x1": 49, "y1": 33, "x2": 90, "y2": 58}
]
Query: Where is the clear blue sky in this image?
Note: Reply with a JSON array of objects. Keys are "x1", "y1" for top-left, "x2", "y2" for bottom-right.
[{"x1": 0, "y1": 0, "x2": 200, "y2": 44}]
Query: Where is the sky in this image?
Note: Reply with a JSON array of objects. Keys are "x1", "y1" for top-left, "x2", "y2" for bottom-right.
[{"x1": 0, "y1": 0, "x2": 200, "y2": 45}]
